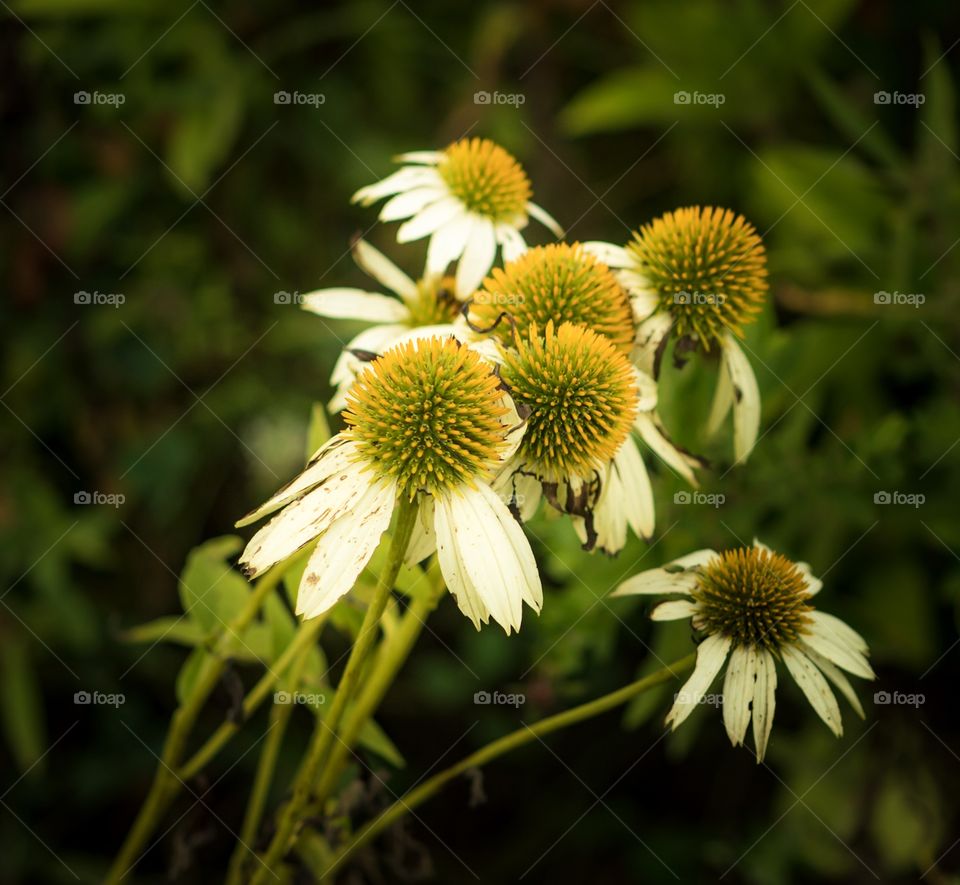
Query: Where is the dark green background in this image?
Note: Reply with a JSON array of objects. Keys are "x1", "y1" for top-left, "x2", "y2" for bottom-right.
[{"x1": 2, "y1": 0, "x2": 959, "y2": 881}]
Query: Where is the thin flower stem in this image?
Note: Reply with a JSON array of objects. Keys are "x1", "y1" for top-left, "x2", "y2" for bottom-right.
[
  {"x1": 308, "y1": 564, "x2": 447, "y2": 815},
  {"x1": 226, "y1": 629, "x2": 315, "y2": 885},
  {"x1": 251, "y1": 498, "x2": 419, "y2": 884},
  {"x1": 322, "y1": 652, "x2": 697, "y2": 880},
  {"x1": 105, "y1": 565, "x2": 285, "y2": 885}
]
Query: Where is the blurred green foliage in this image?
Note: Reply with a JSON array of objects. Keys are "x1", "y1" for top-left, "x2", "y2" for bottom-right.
[{"x1": 2, "y1": 0, "x2": 959, "y2": 882}]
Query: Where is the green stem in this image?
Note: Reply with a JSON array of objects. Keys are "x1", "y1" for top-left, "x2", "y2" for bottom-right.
[
  {"x1": 323, "y1": 652, "x2": 697, "y2": 880},
  {"x1": 251, "y1": 498, "x2": 419, "y2": 884},
  {"x1": 309, "y1": 567, "x2": 446, "y2": 812},
  {"x1": 226, "y1": 630, "x2": 315, "y2": 885},
  {"x1": 106, "y1": 566, "x2": 285, "y2": 885}
]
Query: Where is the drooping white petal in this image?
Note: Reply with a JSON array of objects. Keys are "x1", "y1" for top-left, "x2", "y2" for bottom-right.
[
  {"x1": 722, "y1": 645, "x2": 756, "y2": 747},
  {"x1": 798, "y1": 563, "x2": 823, "y2": 596},
  {"x1": 301, "y1": 288, "x2": 410, "y2": 323},
  {"x1": 611, "y1": 569, "x2": 700, "y2": 597},
  {"x1": 456, "y1": 217, "x2": 498, "y2": 296},
  {"x1": 613, "y1": 436, "x2": 655, "y2": 541},
  {"x1": 650, "y1": 599, "x2": 697, "y2": 621},
  {"x1": 526, "y1": 201, "x2": 564, "y2": 238},
  {"x1": 809, "y1": 611, "x2": 869, "y2": 653},
  {"x1": 426, "y1": 212, "x2": 474, "y2": 276},
  {"x1": 392, "y1": 150, "x2": 443, "y2": 165},
  {"x1": 236, "y1": 438, "x2": 359, "y2": 528},
  {"x1": 665, "y1": 634, "x2": 731, "y2": 730},
  {"x1": 435, "y1": 484, "x2": 541, "y2": 633},
  {"x1": 492, "y1": 462, "x2": 542, "y2": 523},
  {"x1": 240, "y1": 467, "x2": 375, "y2": 578},
  {"x1": 589, "y1": 467, "x2": 629, "y2": 555},
  {"x1": 751, "y1": 648, "x2": 777, "y2": 761},
  {"x1": 632, "y1": 313, "x2": 674, "y2": 377},
  {"x1": 801, "y1": 618, "x2": 874, "y2": 680},
  {"x1": 352, "y1": 167, "x2": 442, "y2": 206},
  {"x1": 580, "y1": 240, "x2": 632, "y2": 268},
  {"x1": 379, "y1": 186, "x2": 446, "y2": 222},
  {"x1": 404, "y1": 496, "x2": 437, "y2": 566},
  {"x1": 803, "y1": 647, "x2": 865, "y2": 718},
  {"x1": 722, "y1": 332, "x2": 761, "y2": 465},
  {"x1": 633, "y1": 368, "x2": 659, "y2": 412},
  {"x1": 496, "y1": 224, "x2": 527, "y2": 262},
  {"x1": 706, "y1": 351, "x2": 735, "y2": 437},
  {"x1": 781, "y1": 644, "x2": 843, "y2": 737},
  {"x1": 352, "y1": 239, "x2": 419, "y2": 302},
  {"x1": 634, "y1": 413, "x2": 700, "y2": 487},
  {"x1": 295, "y1": 478, "x2": 397, "y2": 618},
  {"x1": 433, "y1": 491, "x2": 489, "y2": 629},
  {"x1": 397, "y1": 197, "x2": 465, "y2": 243}
]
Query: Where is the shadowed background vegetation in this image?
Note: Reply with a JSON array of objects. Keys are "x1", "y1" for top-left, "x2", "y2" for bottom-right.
[{"x1": 2, "y1": 0, "x2": 959, "y2": 881}]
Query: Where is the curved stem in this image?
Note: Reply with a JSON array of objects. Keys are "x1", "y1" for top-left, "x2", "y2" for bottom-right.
[
  {"x1": 309, "y1": 567, "x2": 446, "y2": 812},
  {"x1": 323, "y1": 652, "x2": 697, "y2": 880},
  {"x1": 251, "y1": 498, "x2": 419, "y2": 884},
  {"x1": 106, "y1": 565, "x2": 285, "y2": 885}
]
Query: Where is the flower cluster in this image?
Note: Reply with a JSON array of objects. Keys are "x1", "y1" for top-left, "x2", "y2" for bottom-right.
[{"x1": 235, "y1": 135, "x2": 872, "y2": 758}]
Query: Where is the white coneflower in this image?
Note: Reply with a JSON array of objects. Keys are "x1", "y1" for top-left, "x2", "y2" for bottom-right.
[
  {"x1": 299, "y1": 239, "x2": 463, "y2": 411},
  {"x1": 352, "y1": 138, "x2": 563, "y2": 296},
  {"x1": 495, "y1": 321, "x2": 666, "y2": 554},
  {"x1": 238, "y1": 337, "x2": 541, "y2": 634},
  {"x1": 613, "y1": 541, "x2": 873, "y2": 761},
  {"x1": 585, "y1": 206, "x2": 768, "y2": 464}
]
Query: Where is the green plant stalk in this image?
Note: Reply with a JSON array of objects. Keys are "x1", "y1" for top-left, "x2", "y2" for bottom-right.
[
  {"x1": 309, "y1": 568, "x2": 447, "y2": 812},
  {"x1": 323, "y1": 652, "x2": 697, "y2": 880},
  {"x1": 226, "y1": 631, "x2": 315, "y2": 885},
  {"x1": 106, "y1": 565, "x2": 285, "y2": 885},
  {"x1": 251, "y1": 499, "x2": 419, "y2": 883},
  {"x1": 179, "y1": 615, "x2": 326, "y2": 780}
]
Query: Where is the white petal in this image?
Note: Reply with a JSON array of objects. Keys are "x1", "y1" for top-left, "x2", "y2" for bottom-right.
[
  {"x1": 613, "y1": 436, "x2": 655, "y2": 541},
  {"x1": 352, "y1": 239, "x2": 419, "y2": 302},
  {"x1": 632, "y1": 313, "x2": 674, "y2": 377},
  {"x1": 379, "y1": 186, "x2": 445, "y2": 222},
  {"x1": 455, "y1": 217, "x2": 498, "y2": 296},
  {"x1": 392, "y1": 150, "x2": 443, "y2": 165},
  {"x1": 803, "y1": 647, "x2": 865, "y2": 718},
  {"x1": 799, "y1": 564, "x2": 823, "y2": 596},
  {"x1": 330, "y1": 324, "x2": 406, "y2": 387},
  {"x1": 666, "y1": 634, "x2": 731, "y2": 729},
  {"x1": 808, "y1": 611, "x2": 869, "y2": 653},
  {"x1": 526, "y1": 201, "x2": 564, "y2": 238},
  {"x1": 236, "y1": 437, "x2": 358, "y2": 528},
  {"x1": 581, "y1": 240, "x2": 632, "y2": 268},
  {"x1": 634, "y1": 413, "x2": 700, "y2": 487},
  {"x1": 240, "y1": 468, "x2": 374, "y2": 578},
  {"x1": 611, "y1": 570, "x2": 700, "y2": 597},
  {"x1": 295, "y1": 478, "x2": 397, "y2": 618},
  {"x1": 352, "y1": 167, "x2": 442, "y2": 206},
  {"x1": 301, "y1": 288, "x2": 410, "y2": 323},
  {"x1": 493, "y1": 464, "x2": 542, "y2": 523},
  {"x1": 651, "y1": 599, "x2": 697, "y2": 621},
  {"x1": 722, "y1": 645, "x2": 756, "y2": 747},
  {"x1": 396, "y1": 197, "x2": 464, "y2": 243},
  {"x1": 496, "y1": 224, "x2": 527, "y2": 262},
  {"x1": 706, "y1": 352, "x2": 735, "y2": 437},
  {"x1": 433, "y1": 492, "x2": 489, "y2": 629},
  {"x1": 590, "y1": 467, "x2": 629, "y2": 555},
  {"x1": 633, "y1": 368, "x2": 659, "y2": 412},
  {"x1": 404, "y1": 496, "x2": 437, "y2": 566},
  {"x1": 722, "y1": 333, "x2": 761, "y2": 464},
  {"x1": 801, "y1": 623, "x2": 874, "y2": 680},
  {"x1": 781, "y1": 645, "x2": 843, "y2": 737},
  {"x1": 436, "y1": 484, "x2": 541, "y2": 633},
  {"x1": 752, "y1": 648, "x2": 777, "y2": 761},
  {"x1": 426, "y1": 212, "x2": 474, "y2": 275}
]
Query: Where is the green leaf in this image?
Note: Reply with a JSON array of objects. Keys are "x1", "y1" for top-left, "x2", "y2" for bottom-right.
[
  {"x1": 175, "y1": 647, "x2": 209, "y2": 705},
  {"x1": 0, "y1": 639, "x2": 46, "y2": 773},
  {"x1": 560, "y1": 67, "x2": 681, "y2": 136},
  {"x1": 121, "y1": 616, "x2": 208, "y2": 647},
  {"x1": 356, "y1": 716, "x2": 405, "y2": 768},
  {"x1": 179, "y1": 535, "x2": 251, "y2": 632}
]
